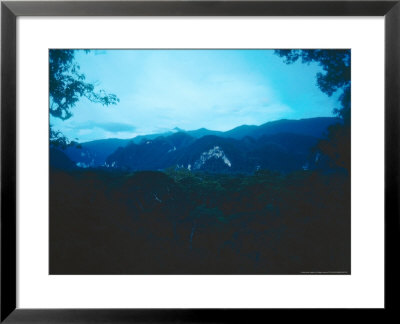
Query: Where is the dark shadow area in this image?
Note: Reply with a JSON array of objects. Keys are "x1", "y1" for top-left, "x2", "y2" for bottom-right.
[{"x1": 50, "y1": 165, "x2": 350, "y2": 274}]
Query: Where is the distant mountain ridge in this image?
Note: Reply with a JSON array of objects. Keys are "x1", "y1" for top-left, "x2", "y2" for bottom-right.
[
  {"x1": 65, "y1": 138, "x2": 132, "y2": 168},
  {"x1": 224, "y1": 117, "x2": 339, "y2": 139},
  {"x1": 61, "y1": 117, "x2": 341, "y2": 171},
  {"x1": 105, "y1": 132, "x2": 320, "y2": 173}
]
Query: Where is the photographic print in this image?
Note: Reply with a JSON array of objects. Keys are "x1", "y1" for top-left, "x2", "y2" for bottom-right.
[{"x1": 49, "y1": 49, "x2": 350, "y2": 274}]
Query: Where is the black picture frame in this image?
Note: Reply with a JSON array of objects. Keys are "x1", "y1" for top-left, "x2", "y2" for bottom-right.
[{"x1": 1, "y1": 0, "x2": 399, "y2": 322}]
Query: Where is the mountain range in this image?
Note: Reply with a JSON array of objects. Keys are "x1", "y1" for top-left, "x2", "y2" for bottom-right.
[{"x1": 54, "y1": 117, "x2": 340, "y2": 173}]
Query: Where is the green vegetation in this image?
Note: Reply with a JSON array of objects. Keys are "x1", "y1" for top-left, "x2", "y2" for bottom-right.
[{"x1": 50, "y1": 168, "x2": 350, "y2": 274}]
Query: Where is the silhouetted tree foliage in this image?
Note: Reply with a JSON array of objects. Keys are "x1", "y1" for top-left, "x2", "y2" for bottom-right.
[
  {"x1": 275, "y1": 50, "x2": 350, "y2": 97},
  {"x1": 275, "y1": 49, "x2": 351, "y2": 171},
  {"x1": 49, "y1": 49, "x2": 119, "y2": 147}
]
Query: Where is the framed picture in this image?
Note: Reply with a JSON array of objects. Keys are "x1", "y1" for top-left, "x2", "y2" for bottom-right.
[{"x1": 1, "y1": 0, "x2": 398, "y2": 321}]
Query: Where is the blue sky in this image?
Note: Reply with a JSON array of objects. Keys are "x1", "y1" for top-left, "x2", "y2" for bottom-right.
[{"x1": 50, "y1": 49, "x2": 341, "y2": 142}]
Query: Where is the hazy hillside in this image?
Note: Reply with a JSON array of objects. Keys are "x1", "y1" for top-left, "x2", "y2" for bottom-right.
[
  {"x1": 65, "y1": 138, "x2": 132, "y2": 167},
  {"x1": 224, "y1": 117, "x2": 340, "y2": 139},
  {"x1": 105, "y1": 130, "x2": 321, "y2": 174},
  {"x1": 62, "y1": 117, "x2": 340, "y2": 172}
]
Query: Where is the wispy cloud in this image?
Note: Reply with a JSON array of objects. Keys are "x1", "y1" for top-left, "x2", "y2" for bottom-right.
[
  {"x1": 94, "y1": 122, "x2": 136, "y2": 133},
  {"x1": 66, "y1": 121, "x2": 136, "y2": 133}
]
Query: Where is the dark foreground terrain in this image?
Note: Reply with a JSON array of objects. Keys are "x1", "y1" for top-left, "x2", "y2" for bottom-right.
[{"x1": 50, "y1": 167, "x2": 350, "y2": 274}]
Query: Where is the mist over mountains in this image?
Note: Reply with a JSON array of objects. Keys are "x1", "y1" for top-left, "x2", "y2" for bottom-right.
[{"x1": 55, "y1": 117, "x2": 341, "y2": 173}]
